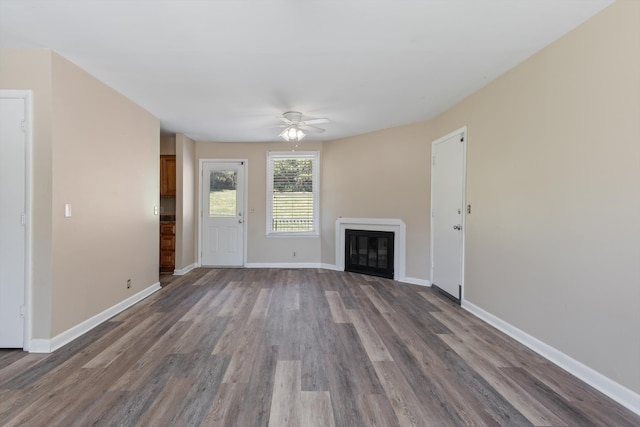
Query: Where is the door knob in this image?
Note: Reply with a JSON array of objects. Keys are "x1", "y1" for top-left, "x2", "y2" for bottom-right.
[
  {"x1": 239, "y1": 219, "x2": 243, "y2": 224},
  {"x1": 453, "y1": 224, "x2": 461, "y2": 230}
]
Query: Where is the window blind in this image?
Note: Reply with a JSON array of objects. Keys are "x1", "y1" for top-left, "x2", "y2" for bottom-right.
[{"x1": 267, "y1": 152, "x2": 319, "y2": 235}]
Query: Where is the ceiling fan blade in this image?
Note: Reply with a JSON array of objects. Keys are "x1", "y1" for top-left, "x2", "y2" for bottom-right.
[
  {"x1": 301, "y1": 124, "x2": 326, "y2": 133},
  {"x1": 277, "y1": 116, "x2": 293, "y2": 125},
  {"x1": 303, "y1": 118, "x2": 329, "y2": 125}
]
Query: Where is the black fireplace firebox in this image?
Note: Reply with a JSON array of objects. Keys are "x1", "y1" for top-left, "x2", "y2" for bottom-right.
[{"x1": 345, "y1": 229, "x2": 394, "y2": 279}]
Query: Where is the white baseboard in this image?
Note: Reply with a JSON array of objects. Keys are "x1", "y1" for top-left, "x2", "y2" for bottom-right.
[
  {"x1": 246, "y1": 262, "x2": 323, "y2": 269},
  {"x1": 28, "y1": 339, "x2": 52, "y2": 353},
  {"x1": 399, "y1": 277, "x2": 431, "y2": 287},
  {"x1": 251, "y1": 262, "x2": 430, "y2": 287},
  {"x1": 462, "y1": 299, "x2": 640, "y2": 416},
  {"x1": 245, "y1": 263, "x2": 432, "y2": 289},
  {"x1": 29, "y1": 281, "x2": 161, "y2": 354},
  {"x1": 174, "y1": 263, "x2": 197, "y2": 276}
]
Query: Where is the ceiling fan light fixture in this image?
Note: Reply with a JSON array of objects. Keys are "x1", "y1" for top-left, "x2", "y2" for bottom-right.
[{"x1": 280, "y1": 125, "x2": 305, "y2": 142}]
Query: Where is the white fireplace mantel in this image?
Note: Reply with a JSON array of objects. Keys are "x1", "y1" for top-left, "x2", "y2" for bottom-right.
[{"x1": 336, "y1": 218, "x2": 406, "y2": 281}]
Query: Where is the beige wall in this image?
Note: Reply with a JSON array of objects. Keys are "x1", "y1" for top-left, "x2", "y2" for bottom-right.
[
  {"x1": 160, "y1": 135, "x2": 176, "y2": 154},
  {"x1": 433, "y1": 0, "x2": 640, "y2": 393},
  {"x1": 1, "y1": 49, "x2": 160, "y2": 338},
  {"x1": 49, "y1": 53, "x2": 160, "y2": 335},
  {"x1": 0, "y1": 49, "x2": 54, "y2": 338},
  {"x1": 195, "y1": 141, "x2": 323, "y2": 264},
  {"x1": 175, "y1": 133, "x2": 196, "y2": 270},
  {"x1": 321, "y1": 122, "x2": 435, "y2": 279}
]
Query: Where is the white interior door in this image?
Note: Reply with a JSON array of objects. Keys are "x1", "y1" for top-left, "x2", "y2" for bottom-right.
[
  {"x1": 0, "y1": 96, "x2": 27, "y2": 347},
  {"x1": 431, "y1": 128, "x2": 466, "y2": 302},
  {"x1": 201, "y1": 161, "x2": 245, "y2": 267}
]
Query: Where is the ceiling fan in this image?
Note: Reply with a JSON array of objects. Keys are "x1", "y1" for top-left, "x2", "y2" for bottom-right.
[{"x1": 275, "y1": 111, "x2": 329, "y2": 142}]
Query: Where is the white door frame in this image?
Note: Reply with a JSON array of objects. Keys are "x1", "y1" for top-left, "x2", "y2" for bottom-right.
[
  {"x1": 430, "y1": 126, "x2": 467, "y2": 302},
  {"x1": 1, "y1": 90, "x2": 33, "y2": 350},
  {"x1": 198, "y1": 159, "x2": 248, "y2": 267}
]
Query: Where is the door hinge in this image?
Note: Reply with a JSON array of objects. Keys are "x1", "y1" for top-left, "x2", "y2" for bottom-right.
[
  {"x1": 432, "y1": 156, "x2": 435, "y2": 166},
  {"x1": 19, "y1": 305, "x2": 25, "y2": 316},
  {"x1": 20, "y1": 120, "x2": 26, "y2": 133},
  {"x1": 20, "y1": 212, "x2": 26, "y2": 225},
  {"x1": 431, "y1": 209, "x2": 435, "y2": 218},
  {"x1": 460, "y1": 136, "x2": 464, "y2": 142}
]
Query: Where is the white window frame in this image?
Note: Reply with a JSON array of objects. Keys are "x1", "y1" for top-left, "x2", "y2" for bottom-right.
[{"x1": 266, "y1": 151, "x2": 320, "y2": 238}]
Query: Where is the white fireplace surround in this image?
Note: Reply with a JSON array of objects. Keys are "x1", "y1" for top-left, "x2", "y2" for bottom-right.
[{"x1": 336, "y1": 218, "x2": 406, "y2": 281}]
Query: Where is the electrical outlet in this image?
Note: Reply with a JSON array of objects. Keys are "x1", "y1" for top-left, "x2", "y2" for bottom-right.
[{"x1": 127, "y1": 279, "x2": 131, "y2": 289}]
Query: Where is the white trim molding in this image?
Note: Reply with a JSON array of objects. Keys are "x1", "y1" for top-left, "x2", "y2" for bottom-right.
[
  {"x1": 463, "y1": 299, "x2": 640, "y2": 416},
  {"x1": 174, "y1": 263, "x2": 197, "y2": 276},
  {"x1": 246, "y1": 262, "x2": 429, "y2": 288},
  {"x1": 246, "y1": 262, "x2": 323, "y2": 269},
  {"x1": 29, "y1": 282, "x2": 161, "y2": 353},
  {"x1": 400, "y1": 277, "x2": 431, "y2": 287},
  {"x1": 336, "y1": 218, "x2": 406, "y2": 281},
  {"x1": 320, "y1": 263, "x2": 340, "y2": 271},
  {"x1": 28, "y1": 339, "x2": 51, "y2": 353}
]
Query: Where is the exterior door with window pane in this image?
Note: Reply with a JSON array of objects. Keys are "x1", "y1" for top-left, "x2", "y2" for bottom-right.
[{"x1": 201, "y1": 161, "x2": 245, "y2": 266}]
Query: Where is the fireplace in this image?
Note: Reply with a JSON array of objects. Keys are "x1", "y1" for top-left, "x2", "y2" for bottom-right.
[
  {"x1": 345, "y1": 229, "x2": 395, "y2": 279},
  {"x1": 336, "y1": 218, "x2": 406, "y2": 281}
]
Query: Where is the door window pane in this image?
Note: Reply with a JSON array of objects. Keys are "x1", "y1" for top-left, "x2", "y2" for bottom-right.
[{"x1": 209, "y1": 170, "x2": 237, "y2": 216}]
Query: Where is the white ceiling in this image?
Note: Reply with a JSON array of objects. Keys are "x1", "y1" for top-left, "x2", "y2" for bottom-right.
[{"x1": 0, "y1": 0, "x2": 614, "y2": 142}]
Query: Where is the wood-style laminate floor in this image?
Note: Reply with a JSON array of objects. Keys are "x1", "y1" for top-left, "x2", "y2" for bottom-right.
[{"x1": 1, "y1": 268, "x2": 638, "y2": 426}]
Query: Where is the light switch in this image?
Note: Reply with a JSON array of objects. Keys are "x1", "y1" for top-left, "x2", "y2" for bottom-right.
[
  {"x1": 153, "y1": 206, "x2": 159, "y2": 215},
  {"x1": 64, "y1": 203, "x2": 72, "y2": 217}
]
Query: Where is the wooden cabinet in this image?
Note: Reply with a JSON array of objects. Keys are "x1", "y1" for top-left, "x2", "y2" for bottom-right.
[
  {"x1": 159, "y1": 154, "x2": 176, "y2": 272},
  {"x1": 160, "y1": 222, "x2": 175, "y2": 272},
  {"x1": 160, "y1": 155, "x2": 176, "y2": 197}
]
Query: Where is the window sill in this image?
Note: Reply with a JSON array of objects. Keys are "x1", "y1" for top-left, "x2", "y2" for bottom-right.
[{"x1": 266, "y1": 232, "x2": 320, "y2": 239}]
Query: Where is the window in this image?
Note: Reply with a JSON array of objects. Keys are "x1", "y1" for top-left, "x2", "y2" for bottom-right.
[{"x1": 266, "y1": 151, "x2": 319, "y2": 236}]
